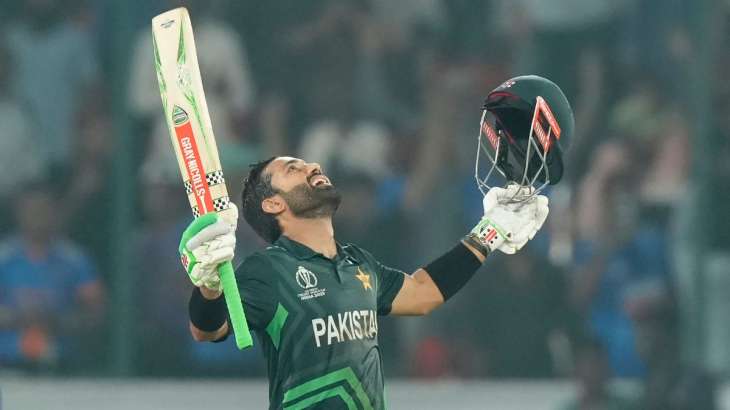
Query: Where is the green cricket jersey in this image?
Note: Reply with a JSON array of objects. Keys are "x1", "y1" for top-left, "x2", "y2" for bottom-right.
[{"x1": 235, "y1": 236, "x2": 406, "y2": 410}]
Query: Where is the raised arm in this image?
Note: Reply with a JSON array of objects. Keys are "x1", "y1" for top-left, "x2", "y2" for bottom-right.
[
  {"x1": 180, "y1": 212, "x2": 280, "y2": 343},
  {"x1": 178, "y1": 212, "x2": 237, "y2": 342},
  {"x1": 390, "y1": 240, "x2": 486, "y2": 316},
  {"x1": 389, "y1": 186, "x2": 549, "y2": 316}
]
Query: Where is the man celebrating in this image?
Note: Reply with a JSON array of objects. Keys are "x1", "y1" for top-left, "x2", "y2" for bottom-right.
[{"x1": 180, "y1": 76, "x2": 570, "y2": 410}]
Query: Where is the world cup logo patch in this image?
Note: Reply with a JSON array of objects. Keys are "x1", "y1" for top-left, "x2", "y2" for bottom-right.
[
  {"x1": 295, "y1": 266, "x2": 326, "y2": 300},
  {"x1": 295, "y1": 266, "x2": 318, "y2": 289}
]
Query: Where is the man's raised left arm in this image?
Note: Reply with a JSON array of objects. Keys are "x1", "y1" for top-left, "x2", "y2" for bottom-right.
[{"x1": 389, "y1": 185, "x2": 549, "y2": 316}]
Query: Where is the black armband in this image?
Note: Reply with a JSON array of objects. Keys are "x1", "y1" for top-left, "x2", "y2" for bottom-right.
[
  {"x1": 423, "y1": 241, "x2": 484, "y2": 301},
  {"x1": 210, "y1": 320, "x2": 231, "y2": 343},
  {"x1": 189, "y1": 287, "x2": 228, "y2": 332}
]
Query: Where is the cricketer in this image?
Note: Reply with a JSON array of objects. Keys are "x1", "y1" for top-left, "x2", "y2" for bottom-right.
[{"x1": 179, "y1": 75, "x2": 573, "y2": 410}]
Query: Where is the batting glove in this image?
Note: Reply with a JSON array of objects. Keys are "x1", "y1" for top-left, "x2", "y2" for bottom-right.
[
  {"x1": 468, "y1": 185, "x2": 549, "y2": 255},
  {"x1": 179, "y1": 205, "x2": 238, "y2": 291}
]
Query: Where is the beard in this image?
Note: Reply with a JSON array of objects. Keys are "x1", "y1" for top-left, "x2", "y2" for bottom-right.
[{"x1": 279, "y1": 182, "x2": 342, "y2": 219}]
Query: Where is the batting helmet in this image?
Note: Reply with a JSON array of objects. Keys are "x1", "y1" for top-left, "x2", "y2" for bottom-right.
[{"x1": 476, "y1": 75, "x2": 574, "y2": 195}]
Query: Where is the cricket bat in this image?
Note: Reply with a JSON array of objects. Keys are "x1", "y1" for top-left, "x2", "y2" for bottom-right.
[{"x1": 151, "y1": 7, "x2": 253, "y2": 349}]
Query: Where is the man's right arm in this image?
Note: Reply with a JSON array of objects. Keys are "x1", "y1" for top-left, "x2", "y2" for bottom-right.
[{"x1": 179, "y1": 213, "x2": 237, "y2": 342}]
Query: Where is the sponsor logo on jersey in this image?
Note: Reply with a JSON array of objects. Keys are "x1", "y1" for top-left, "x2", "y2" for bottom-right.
[
  {"x1": 311, "y1": 309, "x2": 378, "y2": 347},
  {"x1": 295, "y1": 266, "x2": 326, "y2": 300}
]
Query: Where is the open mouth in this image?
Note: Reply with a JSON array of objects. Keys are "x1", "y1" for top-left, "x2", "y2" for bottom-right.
[{"x1": 309, "y1": 174, "x2": 331, "y2": 188}]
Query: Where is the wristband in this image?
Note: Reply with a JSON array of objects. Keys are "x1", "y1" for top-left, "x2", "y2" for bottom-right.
[
  {"x1": 463, "y1": 233, "x2": 490, "y2": 258},
  {"x1": 189, "y1": 287, "x2": 228, "y2": 332},
  {"x1": 423, "y1": 241, "x2": 484, "y2": 301}
]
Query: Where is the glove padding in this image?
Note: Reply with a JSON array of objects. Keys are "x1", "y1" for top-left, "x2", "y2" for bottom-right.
[
  {"x1": 179, "y1": 206, "x2": 238, "y2": 291},
  {"x1": 470, "y1": 185, "x2": 549, "y2": 255}
]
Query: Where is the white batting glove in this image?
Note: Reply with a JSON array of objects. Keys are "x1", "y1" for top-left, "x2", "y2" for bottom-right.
[
  {"x1": 179, "y1": 205, "x2": 238, "y2": 291},
  {"x1": 468, "y1": 185, "x2": 549, "y2": 255},
  {"x1": 497, "y1": 185, "x2": 549, "y2": 251}
]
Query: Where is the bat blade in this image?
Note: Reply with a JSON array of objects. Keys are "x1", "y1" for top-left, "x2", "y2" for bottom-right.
[{"x1": 152, "y1": 7, "x2": 252, "y2": 349}]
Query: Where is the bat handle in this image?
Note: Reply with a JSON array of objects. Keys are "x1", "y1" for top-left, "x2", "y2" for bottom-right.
[{"x1": 218, "y1": 261, "x2": 254, "y2": 349}]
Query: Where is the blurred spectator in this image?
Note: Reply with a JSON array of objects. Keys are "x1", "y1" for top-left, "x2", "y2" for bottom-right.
[
  {"x1": 499, "y1": 0, "x2": 623, "y2": 101},
  {"x1": 403, "y1": 62, "x2": 503, "y2": 260},
  {"x1": 608, "y1": 81, "x2": 690, "y2": 206},
  {"x1": 132, "y1": 167, "x2": 192, "y2": 375},
  {"x1": 2, "y1": 1, "x2": 113, "y2": 267},
  {"x1": 557, "y1": 338, "x2": 639, "y2": 410},
  {"x1": 573, "y1": 140, "x2": 674, "y2": 378},
  {"x1": 0, "y1": 42, "x2": 44, "y2": 226},
  {"x1": 0, "y1": 184, "x2": 105, "y2": 372},
  {"x1": 621, "y1": 0, "x2": 693, "y2": 95},
  {"x1": 499, "y1": 0, "x2": 626, "y2": 181},
  {"x1": 60, "y1": 101, "x2": 114, "y2": 268},
  {"x1": 225, "y1": 1, "x2": 325, "y2": 146},
  {"x1": 290, "y1": 1, "x2": 410, "y2": 202},
  {"x1": 298, "y1": 120, "x2": 393, "y2": 181},
  {"x1": 4, "y1": 0, "x2": 101, "y2": 172},
  {"x1": 353, "y1": 0, "x2": 445, "y2": 123},
  {"x1": 439, "y1": 0, "x2": 496, "y2": 58},
  {"x1": 444, "y1": 251, "x2": 576, "y2": 378},
  {"x1": 276, "y1": 0, "x2": 363, "y2": 133}
]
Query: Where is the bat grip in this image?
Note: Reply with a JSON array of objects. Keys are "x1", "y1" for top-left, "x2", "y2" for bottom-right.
[{"x1": 218, "y1": 261, "x2": 253, "y2": 349}]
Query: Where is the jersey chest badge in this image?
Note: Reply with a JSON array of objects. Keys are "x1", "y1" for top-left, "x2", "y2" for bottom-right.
[
  {"x1": 295, "y1": 266, "x2": 326, "y2": 300},
  {"x1": 355, "y1": 268, "x2": 372, "y2": 291}
]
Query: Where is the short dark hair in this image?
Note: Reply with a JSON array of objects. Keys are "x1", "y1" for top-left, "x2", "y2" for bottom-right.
[{"x1": 241, "y1": 157, "x2": 280, "y2": 243}]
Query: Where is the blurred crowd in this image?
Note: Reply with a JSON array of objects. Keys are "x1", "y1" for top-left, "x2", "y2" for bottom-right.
[{"x1": 0, "y1": 0, "x2": 728, "y2": 408}]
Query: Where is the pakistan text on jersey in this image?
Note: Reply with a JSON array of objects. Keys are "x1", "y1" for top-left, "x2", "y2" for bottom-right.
[{"x1": 311, "y1": 309, "x2": 378, "y2": 348}]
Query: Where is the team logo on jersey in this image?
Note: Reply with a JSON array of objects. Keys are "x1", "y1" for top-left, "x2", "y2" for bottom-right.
[
  {"x1": 295, "y1": 266, "x2": 326, "y2": 300},
  {"x1": 355, "y1": 268, "x2": 372, "y2": 291}
]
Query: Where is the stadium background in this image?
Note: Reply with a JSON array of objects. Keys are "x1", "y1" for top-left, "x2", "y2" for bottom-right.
[{"x1": 0, "y1": 0, "x2": 728, "y2": 408}]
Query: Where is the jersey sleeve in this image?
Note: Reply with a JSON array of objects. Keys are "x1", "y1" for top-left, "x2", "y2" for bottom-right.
[
  {"x1": 375, "y1": 262, "x2": 406, "y2": 316},
  {"x1": 235, "y1": 253, "x2": 279, "y2": 330}
]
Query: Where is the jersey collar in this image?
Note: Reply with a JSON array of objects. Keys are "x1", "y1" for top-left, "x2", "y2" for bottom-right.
[{"x1": 274, "y1": 235, "x2": 359, "y2": 264}]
